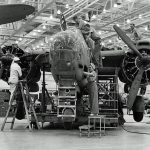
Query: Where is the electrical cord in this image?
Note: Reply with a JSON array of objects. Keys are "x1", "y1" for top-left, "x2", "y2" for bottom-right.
[{"x1": 121, "y1": 123, "x2": 150, "y2": 135}]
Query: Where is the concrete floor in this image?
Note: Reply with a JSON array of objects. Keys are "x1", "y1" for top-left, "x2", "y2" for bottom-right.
[{"x1": 1, "y1": 114, "x2": 150, "y2": 150}]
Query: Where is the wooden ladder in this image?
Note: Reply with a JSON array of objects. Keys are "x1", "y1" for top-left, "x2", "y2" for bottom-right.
[{"x1": 1, "y1": 80, "x2": 40, "y2": 131}]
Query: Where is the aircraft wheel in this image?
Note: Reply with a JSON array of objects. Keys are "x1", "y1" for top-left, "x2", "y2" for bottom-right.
[
  {"x1": 132, "y1": 96, "x2": 144, "y2": 122},
  {"x1": 133, "y1": 111, "x2": 144, "y2": 122}
]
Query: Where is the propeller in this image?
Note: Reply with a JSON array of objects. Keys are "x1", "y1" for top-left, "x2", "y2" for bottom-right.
[
  {"x1": 113, "y1": 25, "x2": 150, "y2": 110},
  {"x1": 113, "y1": 25, "x2": 142, "y2": 58},
  {"x1": 127, "y1": 68, "x2": 144, "y2": 110}
]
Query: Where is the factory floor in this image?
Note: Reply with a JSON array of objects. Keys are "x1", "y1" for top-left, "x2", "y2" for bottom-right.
[{"x1": 1, "y1": 111, "x2": 150, "y2": 150}]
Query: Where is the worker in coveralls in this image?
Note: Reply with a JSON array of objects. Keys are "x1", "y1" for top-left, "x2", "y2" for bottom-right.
[
  {"x1": 130, "y1": 23, "x2": 141, "y2": 41},
  {"x1": 72, "y1": 16, "x2": 101, "y2": 48},
  {"x1": 8, "y1": 57, "x2": 22, "y2": 105},
  {"x1": 83, "y1": 63, "x2": 99, "y2": 115},
  {"x1": 73, "y1": 16, "x2": 103, "y2": 67}
]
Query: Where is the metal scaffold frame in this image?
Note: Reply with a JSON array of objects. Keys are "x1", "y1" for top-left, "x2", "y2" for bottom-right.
[{"x1": 97, "y1": 69, "x2": 119, "y2": 128}]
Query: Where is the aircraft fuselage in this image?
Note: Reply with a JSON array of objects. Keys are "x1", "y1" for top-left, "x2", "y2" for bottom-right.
[{"x1": 49, "y1": 28, "x2": 90, "y2": 88}]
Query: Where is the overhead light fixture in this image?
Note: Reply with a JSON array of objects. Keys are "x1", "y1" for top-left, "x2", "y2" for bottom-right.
[
  {"x1": 50, "y1": 15, "x2": 53, "y2": 19},
  {"x1": 15, "y1": 41, "x2": 19, "y2": 44},
  {"x1": 19, "y1": 38, "x2": 22, "y2": 41},
  {"x1": 101, "y1": 42, "x2": 105, "y2": 46},
  {"x1": 36, "y1": 45, "x2": 39, "y2": 48},
  {"x1": 66, "y1": 4, "x2": 69, "y2": 8},
  {"x1": 75, "y1": 0, "x2": 79, "y2": 2},
  {"x1": 116, "y1": 24, "x2": 120, "y2": 27},
  {"x1": 33, "y1": 47, "x2": 36, "y2": 50},
  {"x1": 57, "y1": 10, "x2": 61, "y2": 15},
  {"x1": 145, "y1": 26, "x2": 148, "y2": 31},
  {"x1": 109, "y1": 40, "x2": 112, "y2": 43},
  {"x1": 98, "y1": 31, "x2": 102, "y2": 35},
  {"x1": 32, "y1": 32, "x2": 36, "y2": 36},
  {"x1": 41, "y1": 43, "x2": 44, "y2": 46},
  {"x1": 126, "y1": 19, "x2": 131, "y2": 24},
  {"x1": 139, "y1": 14, "x2": 142, "y2": 19},
  {"x1": 114, "y1": 3, "x2": 118, "y2": 8},
  {"x1": 42, "y1": 25, "x2": 46, "y2": 29},
  {"x1": 37, "y1": 30, "x2": 42, "y2": 32},
  {"x1": 49, "y1": 37, "x2": 54, "y2": 41},
  {"x1": 103, "y1": 9, "x2": 106, "y2": 13}
]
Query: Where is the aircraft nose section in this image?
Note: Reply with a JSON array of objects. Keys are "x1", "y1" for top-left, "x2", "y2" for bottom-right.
[
  {"x1": 51, "y1": 49, "x2": 76, "y2": 72},
  {"x1": 49, "y1": 30, "x2": 79, "y2": 72},
  {"x1": 49, "y1": 30, "x2": 79, "y2": 53}
]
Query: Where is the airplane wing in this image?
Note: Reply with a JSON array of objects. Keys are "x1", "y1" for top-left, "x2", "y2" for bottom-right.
[{"x1": 0, "y1": 4, "x2": 35, "y2": 25}]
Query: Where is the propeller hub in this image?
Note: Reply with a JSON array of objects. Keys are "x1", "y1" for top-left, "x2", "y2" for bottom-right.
[{"x1": 135, "y1": 55, "x2": 150, "y2": 71}]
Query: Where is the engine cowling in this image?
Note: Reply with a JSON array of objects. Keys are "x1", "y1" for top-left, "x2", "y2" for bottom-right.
[{"x1": 120, "y1": 51, "x2": 150, "y2": 84}]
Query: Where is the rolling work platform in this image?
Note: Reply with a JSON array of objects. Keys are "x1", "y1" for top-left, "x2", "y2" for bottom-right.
[
  {"x1": 1, "y1": 80, "x2": 40, "y2": 131},
  {"x1": 97, "y1": 68, "x2": 119, "y2": 128}
]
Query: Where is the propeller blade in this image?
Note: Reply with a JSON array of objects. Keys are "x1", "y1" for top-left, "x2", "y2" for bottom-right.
[
  {"x1": 113, "y1": 25, "x2": 142, "y2": 58},
  {"x1": 127, "y1": 68, "x2": 144, "y2": 110}
]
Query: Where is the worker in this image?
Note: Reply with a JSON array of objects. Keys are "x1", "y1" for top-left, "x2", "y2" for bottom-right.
[
  {"x1": 130, "y1": 23, "x2": 141, "y2": 41},
  {"x1": 83, "y1": 63, "x2": 99, "y2": 115},
  {"x1": 8, "y1": 57, "x2": 22, "y2": 105},
  {"x1": 72, "y1": 16, "x2": 101, "y2": 46}
]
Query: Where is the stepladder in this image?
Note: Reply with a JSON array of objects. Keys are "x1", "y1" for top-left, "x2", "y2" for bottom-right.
[{"x1": 1, "y1": 80, "x2": 40, "y2": 131}]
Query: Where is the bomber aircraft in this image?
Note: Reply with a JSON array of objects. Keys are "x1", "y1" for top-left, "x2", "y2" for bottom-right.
[{"x1": 0, "y1": 15, "x2": 150, "y2": 126}]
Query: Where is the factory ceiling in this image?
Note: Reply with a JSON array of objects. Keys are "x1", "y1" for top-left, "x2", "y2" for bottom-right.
[{"x1": 0, "y1": 0, "x2": 150, "y2": 53}]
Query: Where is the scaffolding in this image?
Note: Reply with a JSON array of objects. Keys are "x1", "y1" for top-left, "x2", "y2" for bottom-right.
[{"x1": 97, "y1": 69, "x2": 119, "y2": 128}]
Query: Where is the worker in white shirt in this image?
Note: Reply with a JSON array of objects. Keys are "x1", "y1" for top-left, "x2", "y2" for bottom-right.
[
  {"x1": 83, "y1": 63, "x2": 99, "y2": 115},
  {"x1": 8, "y1": 57, "x2": 22, "y2": 104}
]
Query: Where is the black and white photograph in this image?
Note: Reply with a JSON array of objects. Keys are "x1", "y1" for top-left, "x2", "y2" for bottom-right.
[{"x1": 1, "y1": 0, "x2": 150, "y2": 150}]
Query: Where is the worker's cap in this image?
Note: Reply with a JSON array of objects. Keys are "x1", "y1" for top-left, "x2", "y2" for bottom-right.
[
  {"x1": 13, "y1": 57, "x2": 20, "y2": 62},
  {"x1": 90, "y1": 63, "x2": 95, "y2": 70}
]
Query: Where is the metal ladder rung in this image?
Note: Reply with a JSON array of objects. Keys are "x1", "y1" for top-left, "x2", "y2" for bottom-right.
[
  {"x1": 6, "y1": 122, "x2": 13, "y2": 123},
  {"x1": 58, "y1": 96, "x2": 76, "y2": 99},
  {"x1": 58, "y1": 87, "x2": 76, "y2": 89},
  {"x1": 57, "y1": 105, "x2": 76, "y2": 108},
  {"x1": 57, "y1": 115, "x2": 75, "y2": 118}
]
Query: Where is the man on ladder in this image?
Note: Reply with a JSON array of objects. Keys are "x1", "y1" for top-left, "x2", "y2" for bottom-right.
[
  {"x1": 1, "y1": 56, "x2": 40, "y2": 131},
  {"x1": 8, "y1": 57, "x2": 22, "y2": 105}
]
